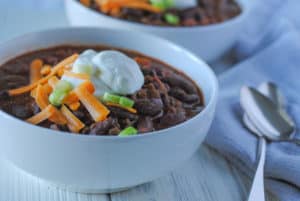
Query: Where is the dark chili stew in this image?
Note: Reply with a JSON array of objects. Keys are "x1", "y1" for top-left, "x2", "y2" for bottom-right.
[
  {"x1": 78, "y1": 0, "x2": 241, "y2": 27},
  {"x1": 0, "y1": 46, "x2": 204, "y2": 136}
]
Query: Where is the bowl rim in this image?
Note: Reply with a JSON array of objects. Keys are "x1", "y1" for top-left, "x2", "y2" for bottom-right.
[
  {"x1": 67, "y1": 0, "x2": 250, "y2": 32},
  {"x1": 0, "y1": 27, "x2": 218, "y2": 141}
]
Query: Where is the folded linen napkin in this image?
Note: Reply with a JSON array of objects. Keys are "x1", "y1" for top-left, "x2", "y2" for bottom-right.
[
  {"x1": 236, "y1": 0, "x2": 300, "y2": 59},
  {"x1": 205, "y1": 20, "x2": 300, "y2": 201}
]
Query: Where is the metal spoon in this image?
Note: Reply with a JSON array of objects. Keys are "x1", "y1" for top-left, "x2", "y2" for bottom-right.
[
  {"x1": 245, "y1": 136, "x2": 267, "y2": 201},
  {"x1": 243, "y1": 82, "x2": 297, "y2": 143},
  {"x1": 240, "y1": 85, "x2": 296, "y2": 201},
  {"x1": 243, "y1": 82, "x2": 282, "y2": 137},
  {"x1": 258, "y1": 82, "x2": 285, "y2": 108},
  {"x1": 241, "y1": 87, "x2": 267, "y2": 201}
]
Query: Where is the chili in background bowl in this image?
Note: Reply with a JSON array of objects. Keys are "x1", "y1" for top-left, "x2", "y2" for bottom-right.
[
  {"x1": 65, "y1": 0, "x2": 251, "y2": 62},
  {"x1": 0, "y1": 28, "x2": 218, "y2": 193}
]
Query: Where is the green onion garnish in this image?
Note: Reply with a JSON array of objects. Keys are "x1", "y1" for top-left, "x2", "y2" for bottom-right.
[
  {"x1": 164, "y1": 13, "x2": 180, "y2": 25},
  {"x1": 119, "y1": 97, "x2": 134, "y2": 108},
  {"x1": 119, "y1": 126, "x2": 138, "y2": 137},
  {"x1": 150, "y1": 0, "x2": 174, "y2": 10},
  {"x1": 73, "y1": 64, "x2": 94, "y2": 75},
  {"x1": 150, "y1": 1, "x2": 165, "y2": 9},
  {"x1": 102, "y1": 93, "x2": 135, "y2": 108},
  {"x1": 103, "y1": 92, "x2": 121, "y2": 104},
  {"x1": 49, "y1": 80, "x2": 73, "y2": 106},
  {"x1": 165, "y1": 0, "x2": 174, "y2": 7},
  {"x1": 49, "y1": 89, "x2": 67, "y2": 106},
  {"x1": 55, "y1": 80, "x2": 73, "y2": 93}
]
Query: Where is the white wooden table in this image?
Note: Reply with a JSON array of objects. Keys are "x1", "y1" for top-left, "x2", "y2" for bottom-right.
[
  {"x1": 0, "y1": 1, "x2": 278, "y2": 200},
  {"x1": 0, "y1": 146, "x2": 277, "y2": 201}
]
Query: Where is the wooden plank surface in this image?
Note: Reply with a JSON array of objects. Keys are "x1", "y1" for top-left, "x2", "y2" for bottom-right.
[
  {"x1": 111, "y1": 146, "x2": 244, "y2": 201},
  {"x1": 0, "y1": 146, "x2": 279, "y2": 201},
  {"x1": 110, "y1": 146, "x2": 278, "y2": 201}
]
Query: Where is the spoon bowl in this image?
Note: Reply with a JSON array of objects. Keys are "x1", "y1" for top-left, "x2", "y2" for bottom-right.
[
  {"x1": 240, "y1": 85, "x2": 295, "y2": 141},
  {"x1": 241, "y1": 82, "x2": 297, "y2": 201}
]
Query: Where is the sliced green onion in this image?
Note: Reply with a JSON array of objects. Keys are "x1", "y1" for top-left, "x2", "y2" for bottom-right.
[
  {"x1": 150, "y1": 0, "x2": 174, "y2": 10},
  {"x1": 119, "y1": 126, "x2": 138, "y2": 137},
  {"x1": 164, "y1": 13, "x2": 180, "y2": 25},
  {"x1": 102, "y1": 93, "x2": 135, "y2": 108},
  {"x1": 103, "y1": 92, "x2": 121, "y2": 104},
  {"x1": 49, "y1": 89, "x2": 67, "y2": 106},
  {"x1": 119, "y1": 97, "x2": 134, "y2": 108},
  {"x1": 55, "y1": 80, "x2": 73, "y2": 93},
  {"x1": 150, "y1": 1, "x2": 165, "y2": 9},
  {"x1": 165, "y1": 0, "x2": 174, "y2": 7},
  {"x1": 73, "y1": 64, "x2": 94, "y2": 75}
]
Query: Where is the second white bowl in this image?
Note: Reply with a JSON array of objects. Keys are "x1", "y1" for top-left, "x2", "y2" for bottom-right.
[{"x1": 65, "y1": 0, "x2": 250, "y2": 62}]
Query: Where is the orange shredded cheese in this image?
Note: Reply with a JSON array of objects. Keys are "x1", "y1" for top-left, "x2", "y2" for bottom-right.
[
  {"x1": 111, "y1": 7, "x2": 121, "y2": 16},
  {"x1": 30, "y1": 88, "x2": 37, "y2": 98},
  {"x1": 43, "y1": 83, "x2": 53, "y2": 95},
  {"x1": 63, "y1": 82, "x2": 94, "y2": 105},
  {"x1": 31, "y1": 84, "x2": 52, "y2": 99},
  {"x1": 80, "y1": 0, "x2": 91, "y2": 7},
  {"x1": 26, "y1": 105, "x2": 56, "y2": 125},
  {"x1": 63, "y1": 91, "x2": 79, "y2": 105},
  {"x1": 30, "y1": 59, "x2": 43, "y2": 83},
  {"x1": 69, "y1": 102, "x2": 81, "y2": 111},
  {"x1": 34, "y1": 84, "x2": 67, "y2": 125},
  {"x1": 74, "y1": 81, "x2": 110, "y2": 122},
  {"x1": 57, "y1": 68, "x2": 65, "y2": 77},
  {"x1": 35, "y1": 84, "x2": 49, "y2": 109},
  {"x1": 99, "y1": 0, "x2": 161, "y2": 14},
  {"x1": 63, "y1": 70, "x2": 90, "y2": 80},
  {"x1": 106, "y1": 102, "x2": 137, "y2": 114},
  {"x1": 61, "y1": 105, "x2": 85, "y2": 133},
  {"x1": 8, "y1": 54, "x2": 78, "y2": 96},
  {"x1": 134, "y1": 57, "x2": 151, "y2": 66},
  {"x1": 50, "y1": 109, "x2": 68, "y2": 125},
  {"x1": 78, "y1": 81, "x2": 95, "y2": 93},
  {"x1": 41, "y1": 65, "x2": 52, "y2": 76},
  {"x1": 48, "y1": 76, "x2": 59, "y2": 89},
  {"x1": 123, "y1": 2, "x2": 161, "y2": 13}
]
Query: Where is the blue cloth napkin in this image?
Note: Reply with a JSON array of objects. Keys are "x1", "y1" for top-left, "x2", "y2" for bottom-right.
[
  {"x1": 206, "y1": 1, "x2": 300, "y2": 200},
  {"x1": 236, "y1": 0, "x2": 300, "y2": 59}
]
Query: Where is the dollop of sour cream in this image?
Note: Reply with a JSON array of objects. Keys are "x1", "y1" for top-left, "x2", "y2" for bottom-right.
[
  {"x1": 92, "y1": 50, "x2": 144, "y2": 95},
  {"x1": 62, "y1": 49, "x2": 144, "y2": 97}
]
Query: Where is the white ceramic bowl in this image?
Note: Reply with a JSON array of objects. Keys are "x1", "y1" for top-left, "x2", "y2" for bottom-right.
[
  {"x1": 65, "y1": 0, "x2": 251, "y2": 62},
  {"x1": 0, "y1": 28, "x2": 218, "y2": 193}
]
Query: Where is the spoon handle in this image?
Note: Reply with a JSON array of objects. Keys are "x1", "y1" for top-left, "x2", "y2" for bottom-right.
[{"x1": 247, "y1": 137, "x2": 266, "y2": 201}]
